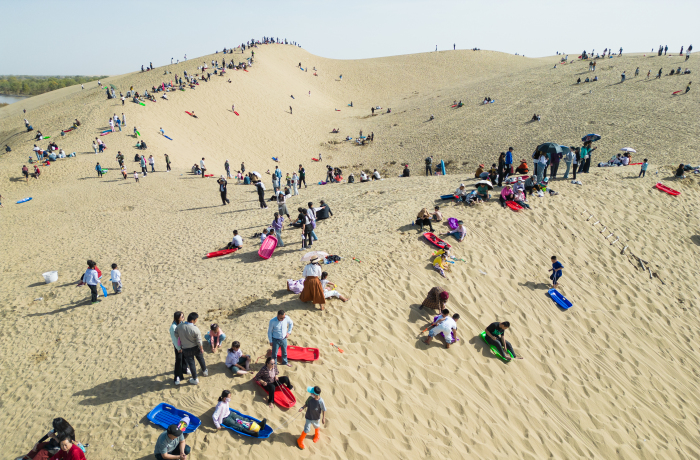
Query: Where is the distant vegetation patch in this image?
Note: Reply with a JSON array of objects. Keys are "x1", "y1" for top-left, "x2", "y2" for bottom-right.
[{"x1": 0, "y1": 75, "x2": 108, "y2": 96}]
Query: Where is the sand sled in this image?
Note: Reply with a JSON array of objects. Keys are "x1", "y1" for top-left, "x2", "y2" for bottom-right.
[
  {"x1": 234, "y1": 111, "x2": 240, "y2": 116},
  {"x1": 164, "y1": 135, "x2": 173, "y2": 140},
  {"x1": 447, "y1": 218, "x2": 460, "y2": 230},
  {"x1": 203, "y1": 174, "x2": 214, "y2": 177},
  {"x1": 480, "y1": 331, "x2": 515, "y2": 361},
  {"x1": 506, "y1": 201, "x2": 523, "y2": 212},
  {"x1": 185, "y1": 111, "x2": 197, "y2": 118},
  {"x1": 16, "y1": 197, "x2": 32, "y2": 204},
  {"x1": 275, "y1": 346, "x2": 319, "y2": 362},
  {"x1": 548, "y1": 289, "x2": 572, "y2": 310},
  {"x1": 423, "y1": 232, "x2": 451, "y2": 250},
  {"x1": 312, "y1": 158, "x2": 320, "y2": 161},
  {"x1": 255, "y1": 380, "x2": 296, "y2": 408},
  {"x1": 629, "y1": 162, "x2": 643, "y2": 166},
  {"x1": 440, "y1": 194, "x2": 456, "y2": 200},
  {"x1": 206, "y1": 248, "x2": 237, "y2": 258},
  {"x1": 258, "y1": 235, "x2": 278, "y2": 259},
  {"x1": 222, "y1": 409, "x2": 273, "y2": 439},
  {"x1": 655, "y1": 183, "x2": 680, "y2": 196},
  {"x1": 147, "y1": 403, "x2": 201, "y2": 434}
]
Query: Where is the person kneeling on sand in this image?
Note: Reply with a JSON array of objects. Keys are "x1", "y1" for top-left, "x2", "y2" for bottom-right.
[
  {"x1": 320, "y1": 272, "x2": 348, "y2": 301},
  {"x1": 225, "y1": 341, "x2": 252, "y2": 375},
  {"x1": 424, "y1": 313, "x2": 459, "y2": 348},
  {"x1": 432, "y1": 252, "x2": 450, "y2": 278}
]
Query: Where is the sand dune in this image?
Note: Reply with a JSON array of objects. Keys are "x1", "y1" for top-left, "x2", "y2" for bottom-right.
[{"x1": 1, "y1": 44, "x2": 700, "y2": 459}]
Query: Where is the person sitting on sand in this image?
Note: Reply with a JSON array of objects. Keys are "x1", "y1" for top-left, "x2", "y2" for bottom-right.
[
  {"x1": 20, "y1": 417, "x2": 83, "y2": 460},
  {"x1": 455, "y1": 183, "x2": 470, "y2": 202},
  {"x1": 488, "y1": 164, "x2": 498, "y2": 183},
  {"x1": 457, "y1": 101, "x2": 463, "y2": 107},
  {"x1": 513, "y1": 187, "x2": 531, "y2": 209},
  {"x1": 484, "y1": 321, "x2": 523, "y2": 361},
  {"x1": 372, "y1": 169, "x2": 381, "y2": 180},
  {"x1": 401, "y1": 164, "x2": 410, "y2": 177},
  {"x1": 359, "y1": 171, "x2": 368, "y2": 182},
  {"x1": 593, "y1": 76, "x2": 598, "y2": 81},
  {"x1": 424, "y1": 313, "x2": 460, "y2": 348},
  {"x1": 620, "y1": 153, "x2": 630, "y2": 166},
  {"x1": 475, "y1": 182, "x2": 491, "y2": 201},
  {"x1": 432, "y1": 206, "x2": 443, "y2": 222},
  {"x1": 225, "y1": 341, "x2": 251, "y2": 375},
  {"x1": 441, "y1": 222, "x2": 467, "y2": 242},
  {"x1": 499, "y1": 184, "x2": 516, "y2": 208},
  {"x1": 515, "y1": 159, "x2": 529, "y2": 174},
  {"x1": 255, "y1": 357, "x2": 294, "y2": 408},
  {"x1": 416, "y1": 208, "x2": 435, "y2": 233},
  {"x1": 524, "y1": 175, "x2": 541, "y2": 195},
  {"x1": 474, "y1": 164, "x2": 485, "y2": 178},
  {"x1": 205, "y1": 323, "x2": 226, "y2": 353},
  {"x1": 432, "y1": 253, "x2": 450, "y2": 278},
  {"x1": 154, "y1": 424, "x2": 190, "y2": 460},
  {"x1": 675, "y1": 164, "x2": 686, "y2": 178},
  {"x1": 320, "y1": 272, "x2": 348, "y2": 301},
  {"x1": 225, "y1": 230, "x2": 243, "y2": 249}
]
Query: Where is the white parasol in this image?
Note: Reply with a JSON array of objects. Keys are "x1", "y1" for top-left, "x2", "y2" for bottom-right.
[
  {"x1": 475, "y1": 180, "x2": 494, "y2": 190},
  {"x1": 620, "y1": 147, "x2": 636, "y2": 153},
  {"x1": 301, "y1": 251, "x2": 328, "y2": 262}
]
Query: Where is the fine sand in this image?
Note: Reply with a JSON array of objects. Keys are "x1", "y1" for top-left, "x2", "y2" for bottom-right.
[{"x1": 2, "y1": 45, "x2": 700, "y2": 459}]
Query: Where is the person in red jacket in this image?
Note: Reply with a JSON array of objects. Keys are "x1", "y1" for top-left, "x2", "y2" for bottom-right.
[{"x1": 49, "y1": 436, "x2": 85, "y2": 460}]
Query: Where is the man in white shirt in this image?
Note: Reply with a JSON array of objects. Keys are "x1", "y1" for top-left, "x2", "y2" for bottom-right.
[
  {"x1": 372, "y1": 169, "x2": 381, "y2": 180},
  {"x1": 267, "y1": 310, "x2": 293, "y2": 366},
  {"x1": 231, "y1": 230, "x2": 243, "y2": 249},
  {"x1": 423, "y1": 314, "x2": 459, "y2": 348},
  {"x1": 200, "y1": 157, "x2": 206, "y2": 178}
]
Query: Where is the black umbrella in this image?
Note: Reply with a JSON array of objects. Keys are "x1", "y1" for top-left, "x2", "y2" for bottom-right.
[{"x1": 534, "y1": 143, "x2": 563, "y2": 158}]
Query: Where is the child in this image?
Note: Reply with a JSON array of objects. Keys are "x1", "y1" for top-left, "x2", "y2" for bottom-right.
[
  {"x1": 297, "y1": 386, "x2": 326, "y2": 450},
  {"x1": 260, "y1": 228, "x2": 269, "y2": 244},
  {"x1": 639, "y1": 159, "x2": 648, "y2": 178},
  {"x1": 549, "y1": 256, "x2": 564, "y2": 288},
  {"x1": 225, "y1": 341, "x2": 252, "y2": 375},
  {"x1": 432, "y1": 206, "x2": 443, "y2": 222},
  {"x1": 320, "y1": 272, "x2": 348, "y2": 301},
  {"x1": 110, "y1": 263, "x2": 122, "y2": 294},
  {"x1": 133, "y1": 171, "x2": 139, "y2": 182},
  {"x1": 205, "y1": 323, "x2": 226, "y2": 352},
  {"x1": 433, "y1": 253, "x2": 450, "y2": 278}
]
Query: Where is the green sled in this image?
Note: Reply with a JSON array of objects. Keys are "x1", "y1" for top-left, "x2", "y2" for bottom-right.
[
  {"x1": 139, "y1": 102, "x2": 145, "y2": 106},
  {"x1": 480, "y1": 331, "x2": 515, "y2": 361}
]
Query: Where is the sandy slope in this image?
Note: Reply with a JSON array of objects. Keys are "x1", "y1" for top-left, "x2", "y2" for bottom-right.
[{"x1": 1, "y1": 45, "x2": 700, "y2": 459}]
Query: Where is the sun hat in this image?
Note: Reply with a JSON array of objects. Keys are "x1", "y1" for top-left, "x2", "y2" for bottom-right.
[{"x1": 439, "y1": 291, "x2": 449, "y2": 301}]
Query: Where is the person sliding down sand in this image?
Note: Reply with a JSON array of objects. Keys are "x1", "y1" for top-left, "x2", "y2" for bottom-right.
[{"x1": 320, "y1": 272, "x2": 348, "y2": 301}]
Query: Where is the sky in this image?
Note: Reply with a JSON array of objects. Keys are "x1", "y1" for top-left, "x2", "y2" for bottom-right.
[{"x1": 1, "y1": 0, "x2": 698, "y2": 76}]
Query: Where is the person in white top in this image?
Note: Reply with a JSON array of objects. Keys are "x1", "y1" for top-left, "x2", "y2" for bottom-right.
[
  {"x1": 212, "y1": 390, "x2": 231, "y2": 429},
  {"x1": 229, "y1": 230, "x2": 243, "y2": 249},
  {"x1": 320, "y1": 272, "x2": 348, "y2": 301},
  {"x1": 200, "y1": 157, "x2": 206, "y2": 178},
  {"x1": 424, "y1": 313, "x2": 460, "y2": 348},
  {"x1": 300, "y1": 257, "x2": 326, "y2": 310},
  {"x1": 110, "y1": 263, "x2": 122, "y2": 294},
  {"x1": 372, "y1": 169, "x2": 381, "y2": 180},
  {"x1": 441, "y1": 224, "x2": 468, "y2": 243}
]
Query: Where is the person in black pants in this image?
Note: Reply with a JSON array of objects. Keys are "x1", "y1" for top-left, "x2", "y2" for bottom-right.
[
  {"x1": 256, "y1": 181, "x2": 267, "y2": 209},
  {"x1": 217, "y1": 176, "x2": 229, "y2": 205},
  {"x1": 416, "y1": 208, "x2": 434, "y2": 232},
  {"x1": 497, "y1": 152, "x2": 506, "y2": 186},
  {"x1": 298, "y1": 165, "x2": 306, "y2": 188},
  {"x1": 319, "y1": 200, "x2": 333, "y2": 217},
  {"x1": 425, "y1": 156, "x2": 433, "y2": 176},
  {"x1": 484, "y1": 321, "x2": 523, "y2": 361},
  {"x1": 300, "y1": 208, "x2": 313, "y2": 248},
  {"x1": 254, "y1": 357, "x2": 293, "y2": 407},
  {"x1": 170, "y1": 311, "x2": 190, "y2": 384}
]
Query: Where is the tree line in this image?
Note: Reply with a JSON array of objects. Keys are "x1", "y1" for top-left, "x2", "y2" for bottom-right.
[{"x1": 0, "y1": 75, "x2": 108, "y2": 96}]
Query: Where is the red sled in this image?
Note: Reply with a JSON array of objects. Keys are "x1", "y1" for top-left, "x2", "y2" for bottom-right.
[
  {"x1": 311, "y1": 158, "x2": 320, "y2": 161},
  {"x1": 629, "y1": 162, "x2": 643, "y2": 166},
  {"x1": 203, "y1": 174, "x2": 214, "y2": 177},
  {"x1": 423, "y1": 232, "x2": 451, "y2": 250},
  {"x1": 506, "y1": 201, "x2": 523, "y2": 212},
  {"x1": 258, "y1": 235, "x2": 278, "y2": 259},
  {"x1": 274, "y1": 346, "x2": 319, "y2": 362},
  {"x1": 234, "y1": 111, "x2": 239, "y2": 116},
  {"x1": 206, "y1": 248, "x2": 237, "y2": 258},
  {"x1": 244, "y1": 69, "x2": 249, "y2": 72},
  {"x1": 255, "y1": 380, "x2": 296, "y2": 408},
  {"x1": 185, "y1": 111, "x2": 198, "y2": 118},
  {"x1": 450, "y1": 104, "x2": 457, "y2": 108},
  {"x1": 655, "y1": 183, "x2": 680, "y2": 196},
  {"x1": 672, "y1": 91, "x2": 682, "y2": 95}
]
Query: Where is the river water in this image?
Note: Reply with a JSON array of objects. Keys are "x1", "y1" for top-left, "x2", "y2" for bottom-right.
[{"x1": 0, "y1": 94, "x2": 29, "y2": 105}]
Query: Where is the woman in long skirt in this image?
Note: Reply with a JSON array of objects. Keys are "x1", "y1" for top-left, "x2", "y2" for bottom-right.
[{"x1": 299, "y1": 257, "x2": 325, "y2": 310}]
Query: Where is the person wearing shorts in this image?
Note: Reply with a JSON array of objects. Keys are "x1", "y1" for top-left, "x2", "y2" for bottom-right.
[{"x1": 297, "y1": 386, "x2": 326, "y2": 449}]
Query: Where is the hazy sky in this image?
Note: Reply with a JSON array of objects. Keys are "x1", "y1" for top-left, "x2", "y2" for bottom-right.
[{"x1": 1, "y1": 0, "x2": 697, "y2": 75}]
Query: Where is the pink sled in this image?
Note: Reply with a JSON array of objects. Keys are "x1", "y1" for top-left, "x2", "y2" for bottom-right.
[{"x1": 258, "y1": 235, "x2": 278, "y2": 259}]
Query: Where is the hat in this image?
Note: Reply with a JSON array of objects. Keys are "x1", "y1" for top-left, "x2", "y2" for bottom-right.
[
  {"x1": 517, "y1": 178, "x2": 524, "y2": 183},
  {"x1": 460, "y1": 183, "x2": 465, "y2": 187},
  {"x1": 479, "y1": 164, "x2": 484, "y2": 168},
  {"x1": 307, "y1": 386, "x2": 321, "y2": 395},
  {"x1": 167, "y1": 425, "x2": 183, "y2": 436},
  {"x1": 439, "y1": 291, "x2": 449, "y2": 301},
  {"x1": 310, "y1": 257, "x2": 321, "y2": 264}
]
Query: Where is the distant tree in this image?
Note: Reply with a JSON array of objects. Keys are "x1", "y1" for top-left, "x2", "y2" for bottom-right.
[{"x1": 0, "y1": 75, "x2": 108, "y2": 96}]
